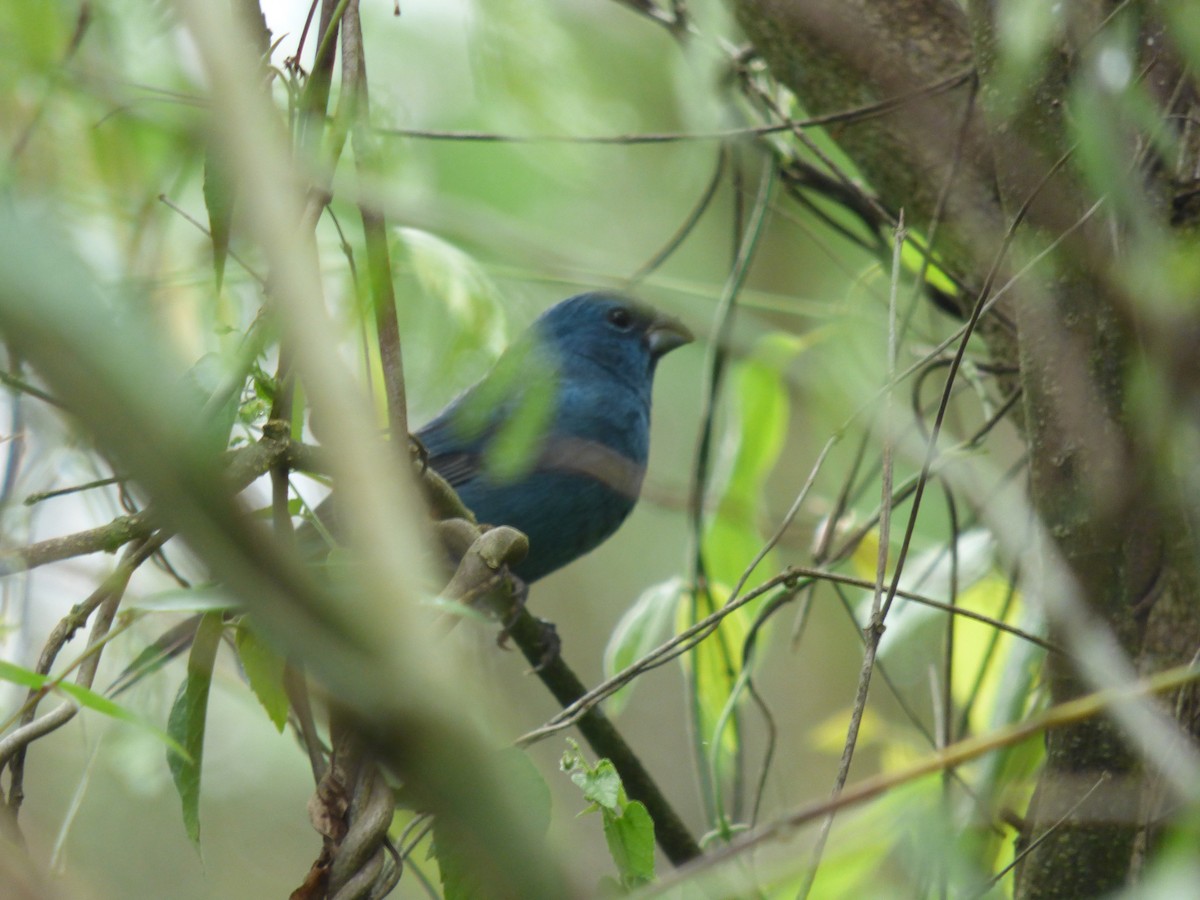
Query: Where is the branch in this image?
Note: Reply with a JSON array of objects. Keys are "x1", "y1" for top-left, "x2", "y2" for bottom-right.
[
  {"x1": 444, "y1": 526, "x2": 703, "y2": 867},
  {"x1": 0, "y1": 428, "x2": 327, "y2": 576}
]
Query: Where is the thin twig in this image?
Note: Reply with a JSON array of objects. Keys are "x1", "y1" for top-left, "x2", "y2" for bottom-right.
[
  {"x1": 343, "y1": 0, "x2": 407, "y2": 440},
  {"x1": 685, "y1": 155, "x2": 775, "y2": 824},
  {"x1": 1, "y1": 534, "x2": 163, "y2": 819},
  {"x1": 648, "y1": 663, "x2": 1200, "y2": 895},
  {"x1": 798, "y1": 213, "x2": 905, "y2": 898},
  {"x1": 377, "y1": 70, "x2": 973, "y2": 145},
  {"x1": 970, "y1": 773, "x2": 1112, "y2": 899},
  {"x1": 518, "y1": 559, "x2": 1054, "y2": 749}
]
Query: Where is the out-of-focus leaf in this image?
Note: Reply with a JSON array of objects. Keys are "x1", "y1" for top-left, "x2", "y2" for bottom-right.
[
  {"x1": 106, "y1": 616, "x2": 203, "y2": 699},
  {"x1": 678, "y1": 582, "x2": 746, "y2": 764},
  {"x1": 0, "y1": 660, "x2": 186, "y2": 758},
  {"x1": 397, "y1": 227, "x2": 508, "y2": 359},
  {"x1": 434, "y1": 748, "x2": 551, "y2": 900},
  {"x1": 234, "y1": 621, "x2": 289, "y2": 732},
  {"x1": 203, "y1": 141, "x2": 235, "y2": 291},
  {"x1": 167, "y1": 611, "x2": 223, "y2": 849},
  {"x1": 484, "y1": 373, "x2": 556, "y2": 482},
  {"x1": 561, "y1": 740, "x2": 655, "y2": 890},
  {"x1": 603, "y1": 577, "x2": 684, "y2": 715},
  {"x1": 796, "y1": 777, "x2": 953, "y2": 899},
  {"x1": 852, "y1": 528, "x2": 1023, "y2": 689},
  {"x1": 680, "y1": 333, "x2": 808, "y2": 781},
  {"x1": 1072, "y1": 76, "x2": 1173, "y2": 230},
  {"x1": 899, "y1": 237, "x2": 957, "y2": 299},
  {"x1": 704, "y1": 331, "x2": 807, "y2": 588},
  {"x1": 446, "y1": 339, "x2": 557, "y2": 483},
  {"x1": 989, "y1": 0, "x2": 1065, "y2": 117},
  {"x1": 127, "y1": 586, "x2": 238, "y2": 613},
  {"x1": 809, "y1": 704, "x2": 922, "y2": 774}
]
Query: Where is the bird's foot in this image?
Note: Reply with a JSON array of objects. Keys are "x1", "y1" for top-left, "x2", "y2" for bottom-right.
[
  {"x1": 494, "y1": 571, "x2": 529, "y2": 649},
  {"x1": 528, "y1": 618, "x2": 561, "y2": 672}
]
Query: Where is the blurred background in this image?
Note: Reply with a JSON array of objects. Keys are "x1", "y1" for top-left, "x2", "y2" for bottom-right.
[{"x1": 0, "y1": 1, "x2": 1046, "y2": 897}]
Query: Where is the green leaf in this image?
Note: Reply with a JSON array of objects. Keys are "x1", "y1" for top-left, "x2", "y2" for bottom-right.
[
  {"x1": 397, "y1": 227, "x2": 508, "y2": 359},
  {"x1": 203, "y1": 141, "x2": 235, "y2": 291},
  {"x1": 853, "y1": 528, "x2": 1030, "y2": 695},
  {"x1": 167, "y1": 612, "x2": 223, "y2": 849},
  {"x1": 234, "y1": 622, "x2": 289, "y2": 732},
  {"x1": 703, "y1": 331, "x2": 805, "y2": 587},
  {"x1": 106, "y1": 616, "x2": 203, "y2": 698},
  {"x1": 602, "y1": 800, "x2": 655, "y2": 889},
  {"x1": 127, "y1": 585, "x2": 239, "y2": 613},
  {"x1": 678, "y1": 583, "x2": 747, "y2": 764},
  {"x1": 449, "y1": 339, "x2": 558, "y2": 483},
  {"x1": 900, "y1": 237, "x2": 958, "y2": 299},
  {"x1": 561, "y1": 740, "x2": 655, "y2": 889},
  {"x1": 685, "y1": 333, "x2": 807, "y2": 793},
  {"x1": 0, "y1": 660, "x2": 187, "y2": 758},
  {"x1": 569, "y1": 758, "x2": 623, "y2": 812},
  {"x1": 602, "y1": 577, "x2": 684, "y2": 715},
  {"x1": 433, "y1": 748, "x2": 551, "y2": 900}
]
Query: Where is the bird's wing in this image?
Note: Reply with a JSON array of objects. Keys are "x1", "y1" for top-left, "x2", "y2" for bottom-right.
[
  {"x1": 415, "y1": 336, "x2": 565, "y2": 489},
  {"x1": 424, "y1": 448, "x2": 482, "y2": 487},
  {"x1": 416, "y1": 404, "x2": 494, "y2": 488}
]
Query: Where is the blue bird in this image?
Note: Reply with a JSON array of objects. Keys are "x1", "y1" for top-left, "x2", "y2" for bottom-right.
[
  {"x1": 414, "y1": 291, "x2": 692, "y2": 582},
  {"x1": 107, "y1": 293, "x2": 689, "y2": 697}
]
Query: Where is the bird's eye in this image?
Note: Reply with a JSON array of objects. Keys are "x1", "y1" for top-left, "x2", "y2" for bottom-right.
[{"x1": 606, "y1": 307, "x2": 634, "y2": 330}]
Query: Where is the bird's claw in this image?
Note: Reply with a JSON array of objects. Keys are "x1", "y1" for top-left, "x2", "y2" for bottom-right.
[{"x1": 495, "y1": 572, "x2": 529, "y2": 649}]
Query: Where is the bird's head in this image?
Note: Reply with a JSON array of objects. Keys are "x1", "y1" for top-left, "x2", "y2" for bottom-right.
[{"x1": 533, "y1": 292, "x2": 693, "y2": 388}]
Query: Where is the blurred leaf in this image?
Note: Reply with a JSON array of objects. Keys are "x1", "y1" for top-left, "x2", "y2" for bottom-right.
[
  {"x1": 0, "y1": 660, "x2": 186, "y2": 758},
  {"x1": 234, "y1": 621, "x2": 289, "y2": 733},
  {"x1": 127, "y1": 586, "x2": 239, "y2": 613},
  {"x1": 1164, "y1": 1, "x2": 1200, "y2": 71},
  {"x1": 852, "y1": 528, "x2": 1013, "y2": 688},
  {"x1": 561, "y1": 740, "x2": 655, "y2": 890},
  {"x1": 203, "y1": 140, "x2": 235, "y2": 291},
  {"x1": 167, "y1": 612, "x2": 223, "y2": 849},
  {"x1": 106, "y1": 616, "x2": 203, "y2": 699},
  {"x1": 950, "y1": 574, "x2": 1028, "y2": 719},
  {"x1": 185, "y1": 345, "x2": 262, "y2": 449},
  {"x1": 448, "y1": 339, "x2": 558, "y2": 483},
  {"x1": 603, "y1": 577, "x2": 685, "y2": 715},
  {"x1": 434, "y1": 748, "x2": 551, "y2": 900},
  {"x1": 703, "y1": 331, "x2": 807, "y2": 587},
  {"x1": 484, "y1": 373, "x2": 556, "y2": 482},
  {"x1": 1071, "y1": 21, "x2": 1174, "y2": 236},
  {"x1": 899, "y1": 237, "x2": 957, "y2": 298},
  {"x1": 800, "y1": 777, "x2": 953, "y2": 899},
  {"x1": 990, "y1": 0, "x2": 1065, "y2": 117},
  {"x1": 678, "y1": 582, "x2": 746, "y2": 764},
  {"x1": 249, "y1": 498, "x2": 305, "y2": 519},
  {"x1": 398, "y1": 227, "x2": 508, "y2": 358},
  {"x1": 809, "y1": 704, "x2": 888, "y2": 757}
]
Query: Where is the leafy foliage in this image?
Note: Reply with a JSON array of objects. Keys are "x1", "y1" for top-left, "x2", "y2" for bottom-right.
[
  {"x1": 561, "y1": 740, "x2": 656, "y2": 892},
  {"x1": 3, "y1": 0, "x2": 1200, "y2": 898}
]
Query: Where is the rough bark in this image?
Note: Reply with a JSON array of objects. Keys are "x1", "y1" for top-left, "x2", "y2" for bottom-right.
[{"x1": 733, "y1": 1, "x2": 1200, "y2": 895}]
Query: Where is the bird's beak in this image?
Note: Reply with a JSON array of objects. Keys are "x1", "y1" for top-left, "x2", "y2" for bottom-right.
[{"x1": 646, "y1": 313, "x2": 693, "y2": 359}]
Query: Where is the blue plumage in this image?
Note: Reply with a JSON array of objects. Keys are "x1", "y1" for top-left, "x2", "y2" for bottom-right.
[{"x1": 417, "y1": 292, "x2": 691, "y2": 581}]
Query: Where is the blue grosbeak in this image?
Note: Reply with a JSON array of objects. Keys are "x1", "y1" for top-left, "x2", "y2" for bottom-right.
[{"x1": 416, "y1": 291, "x2": 692, "y2": 581}]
